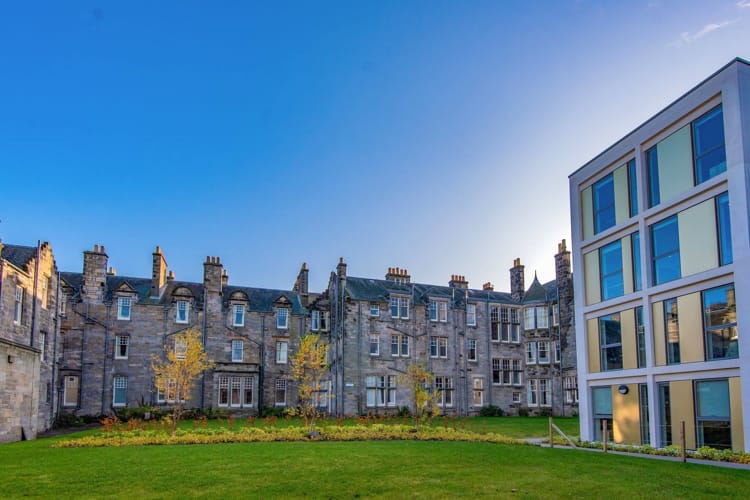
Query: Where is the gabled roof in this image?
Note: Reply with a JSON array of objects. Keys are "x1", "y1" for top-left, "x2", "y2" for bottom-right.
[
  {"x1": 522, "y1": 275, "x2": 548, "y2": 304},
  {"x1": 1, "y1": 244, "x2": 36, "y2": 270},
  {"x1": 224, "y1": 286, "x2": 306, "y2": 314},
  {"x1": 58, "y1": 273, "x2": 307, "y2": 314}
]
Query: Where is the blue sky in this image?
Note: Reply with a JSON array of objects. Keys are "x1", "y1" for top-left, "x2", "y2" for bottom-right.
[{"x1": 2, "y1": 1, "x2": 749, "y2": 293}]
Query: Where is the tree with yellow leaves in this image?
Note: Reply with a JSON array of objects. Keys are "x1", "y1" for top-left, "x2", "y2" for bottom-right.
[
  {"x1": 151, "y1": 328, "x2": 212, "y2": 433},
  {"x1": 400, "y1": 363, "x2": 441, "y2": 427},
  {"x1": 290, "y1": 334, "x2": 329, "y2": 433}
]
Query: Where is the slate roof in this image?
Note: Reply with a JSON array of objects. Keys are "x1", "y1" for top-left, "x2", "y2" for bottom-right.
[
  {"x1": 58, "y1": 272, "x2": 305, "y2": 314},
  {"x1": 1, "y1": 244, "x2": 36, "y2": 270},
  {"x1": 523, "y1": 275, "x2": 549, "y2": 304},
  {"x1": 345, "y1": 276, "x2": 517, "y2": 306}
]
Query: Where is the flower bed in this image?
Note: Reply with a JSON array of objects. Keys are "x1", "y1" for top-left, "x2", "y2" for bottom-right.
[
  {"x1": 52, "y1": 424, "x2": 529, "y2": 448},
  {"x1": 562, "y1": 438, "x2": 750, "y2": 465}
]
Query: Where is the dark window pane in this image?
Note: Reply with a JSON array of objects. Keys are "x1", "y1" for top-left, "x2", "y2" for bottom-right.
[
  {"x1": 600, "y1": 241, "x2": 624, "y2": 300},
  {"x1": 632, "y1": 232, "x2": 642, "y2": 291},
  {"x1": 628, "y1": 159, "x2": 638, "y2": 217},
  {"x1": 693, "y1": 106, "x2": 726, "y2": 184},
  {"x1": 651, "y1": 217, "x2": 681, "y2": 285},
  {"x1": 647, "y1": 147, "x2": 660, "y2": 207}
]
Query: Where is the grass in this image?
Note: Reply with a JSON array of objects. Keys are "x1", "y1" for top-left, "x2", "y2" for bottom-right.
[{"x1": 2, "y1": 435, "x2": 749, "y2": 498}]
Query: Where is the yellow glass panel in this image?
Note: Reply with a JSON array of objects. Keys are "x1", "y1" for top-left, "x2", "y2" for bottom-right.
[
  {"x1": 582, "y1": 186, "x2": 594, "y2": 240},
  {"x1": 657, "y1": 126, "x2": 693, "y2": 203},
  {"x1": 621, "y1": 234, "x2": 633, "y2": 295},
  {"x1": 584, "y1": 250, "x2": 601, "y2": 305},
  {"x1": 730, "y1": 377, "x2": 744, "y2": 452},
  {"x1": 678, "y1": 199, "x2": 718, "y2": 277},
  {"x1": 670, "y1": 380, "x2": 696, "y2": 450},
  {"x1": 587, "y1": 318, "x2": 600, "y2": 373},
  {"x1": 621, "y1": 308, "x2": 637, "y2": 370},
  {"x1": 614, "y1": 163, "x2": 630, "y2": 225},
  {"x1": 652, "y1": 301, "x2": 666, "y2": 366},
  {"x1": 612, "y1": 384, "x2": 640, "y2": 444},
  {"x1": 677, "y1": 293, "x2": 704, "y2": 363}
]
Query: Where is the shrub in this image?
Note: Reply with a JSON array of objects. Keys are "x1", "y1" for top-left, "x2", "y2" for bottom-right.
[
  {"x1": 54, "y1": 413, "x2": 85, "y2": 428},
  {"x1": 397, "y1": 406, "x2": 411, "y2": 418},
  {"x1": 517, "y1": 407, "x2": 529, "y2": 417},
  {"x1": 478, "y1": 405, "x2": 504, "y2": 417},
  {"x1": 260, "y1": 406, "x2": 285, "y2": 418},
  {"x1": 538, "y1": 408, "x2": 553, "y2": 417},
  {"x1": 115, "y1": 406, "x2": 164, "y2": 422}
]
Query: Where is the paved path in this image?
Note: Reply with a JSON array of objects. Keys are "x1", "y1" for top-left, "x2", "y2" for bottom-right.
[{"x1": 529, "y1": 440, "x2": 750, "y2": 470}]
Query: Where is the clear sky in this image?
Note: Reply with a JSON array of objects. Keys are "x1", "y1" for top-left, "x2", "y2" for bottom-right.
[{"x1": 2, "y1": 1, "x2": 749, "y2": 293}]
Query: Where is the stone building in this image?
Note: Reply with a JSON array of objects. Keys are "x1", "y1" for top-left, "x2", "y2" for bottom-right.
[
  {"x1": 326, "y1": 240, "x2": 576, "y2": 417},
  {"x1": 1, "y1": 237, "x2": 576, "y2": 441},
  {"x1": 0, "y1": 241, "x2": 61, "y2": 442},
  {"x1": 58, "y1": 245, "x2": 314, "y2": 416}
]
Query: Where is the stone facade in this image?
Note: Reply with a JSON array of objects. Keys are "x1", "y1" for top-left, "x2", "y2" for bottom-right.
[
  {"x1": 0, "y1": 241, "x2": 61, "y2": 442},
  {"x1": 327, "y1": 240, "x2": 577, "y2": 417},
  {"x1": 0, "y1": 238, "x2": 577, "y2": 441}
]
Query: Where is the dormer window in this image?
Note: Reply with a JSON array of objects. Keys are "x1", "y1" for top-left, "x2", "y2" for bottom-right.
[
  {"x1": 277, "y1": 308, "x2": 289, "y2": 329},
  {"x1": 176, "y1": 300, "x2": 189, "y2": 323},
  {"x1": 233, "y1": 305, "x2": 245, "y2": 327},
  {"x1": 117, "y1": 297, "x2": 131, "y2": 321}
]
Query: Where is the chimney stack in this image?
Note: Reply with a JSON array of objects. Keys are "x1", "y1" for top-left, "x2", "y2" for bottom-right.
[
  {"x1": 482, "y1": 282, "x2": 494, "y2": 291},
  {"x1": 385, "y1": 266, "x2": 411, "y2": 283},
  {"x1": 151, "y1": 246, "x2": 168, "y2": 298},
  {"x1": 203, "y1": 255, "x2": 224, "y2": 294},
  {"x1": 449, "y1": 275, "x2": 469, "y2": 289},
  {"x1": 510, "y1": 258, "x2": 525, "y2": 302},
  {"x1": 82, "y1": 244, "x2": 108, "y2": 304},
  {"x1": 336, "y1": 257, "x2": 347, "y2": 280}
]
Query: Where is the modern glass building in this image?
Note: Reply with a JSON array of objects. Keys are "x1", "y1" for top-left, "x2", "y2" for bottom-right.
[{"x1": 569, "y1": 58, "x2": 750, "y2": 451}]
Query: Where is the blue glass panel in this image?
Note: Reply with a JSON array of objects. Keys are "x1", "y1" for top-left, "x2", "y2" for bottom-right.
[
  {"x1": 717, "y1": 192, "x2": 733, "y2": 265},
  {"x1": 651, "y1": 217, "x2": 681, "y2": 285},
  {"x1": 696, "y1": 380, "x2": 730, "y2": 418},
  {"x1": 694, "y1": 106, "x2": 726, "y2": 184},
  {"x1": 593, "y1": 174, "x2": 616, "y2": 234},
  {"x1": 600, "y1": 241, "x2": 623, "y2": 300},
  {"x1": 647, "y1": 147, "x2": 660, "y2": 207},
  {"x1": 592, "y1": 387, "x2": 612, "y2": 415}
]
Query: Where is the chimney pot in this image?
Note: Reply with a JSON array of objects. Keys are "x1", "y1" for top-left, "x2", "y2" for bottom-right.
[{"x1": 94, "y1": 244, "x2": 99, "y2": 252}]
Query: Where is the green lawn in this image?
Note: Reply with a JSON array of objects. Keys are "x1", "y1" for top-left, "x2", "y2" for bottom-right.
[{"x1": 2, "y1": 436, "x2": 748, "y2": 498}]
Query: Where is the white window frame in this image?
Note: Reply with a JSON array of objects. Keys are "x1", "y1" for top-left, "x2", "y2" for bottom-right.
[
  {"x1": 117, "y1": 297, "x2": 131, "y2": 321},
  {"x1": 539, "y1": 378, "x2": 551, "y2": 407},
  {"x1": 512, "y1": 392, "x2": 521, "y2": 404},
  {"x1": 467, "y1": 338, "x2": 477, "y2": 362},
  {"x1": 276, "y1": 341, "x2": 288, "y2": 364},
  {"x1": 538, "y1": 341, "x2": 550, "y2": 364},
  {"x1": 176, "y1": 300, "x2": 190, "y2": 324},
  {"x1": 524, "y1": 307, "x2": 535, "y2": 330},
  {"x1": 492, "y1": 358, "x2": 501, "y2": 385},
  {"x1": 311, "y1": 310, "x2": 320, "y2": 331},
  {"x1": 14, "y1": 285, "x2": 23, "y2": 324},
  {"x1": 554, "y1": 340, "x2": 561, "y2": 363},
  {"x1": 39, "y1": 332, "x2": 46, "y2": 361},
  {"x1": 526, "y1": 342, "x2": 537, "y2": 364},
  {"x1": 472, "y1": 377, "x2": 484, "y2": 407},
  {"x1": 113, "y1": 376, "x2": 127, "y2": 407},
  {"x1": 369, "y1": 334, "x2": 380, "y2": 356},
  {"x1": 536, "y1": 306, "x2": 549, "y2": 329},
  {"x1": 391, "y1": 334, "x2": 409, "y2": 357},
  {"x1": 233, "y1": 305, "x2": 245, "y2": 327},
  {"x1": 366, "y1": 375, "x2": 397, "y2": 407},
  {"x1": 115, "y1": 335, "x2": 129, "y2": 360},
  {"x1": 277, "y1": 308, "x2": 289, "y2": 329},
  {"x1": 466, "y1": 303, "x2": 476, "y2": 326},
  {"x1": 63, "y1": 375, "x2": 79, "y2": 407},
  {"x1": 174, "y1": 336, "x2": 187, "y2": 360},
  {"x1": 527, "y1": 379, "x2": 538, "y2": 407},
  {"x1": 275, "y1": 379, "x2": 287, "y2": 406},
  {"x1": 399, "y1": 297, "x2": 409, "y2": 319},
  {"x1": 552, "y1": 303, "x2": 560, "y2": 326},
  {"x1": 231, "y1": 340, "x2": 243, "y2": 363},
  {"x1": 435, "y1": 376, "x2": 453, "y2": 408},
  {"x1": 512, "y1": 359, "x2": 523, "y2": 386},
  {"x1": 564, "y1": 376, "x2": 579, "y2": 403},
  {"x1": 370, "y1": 304, "x2": 379, "y2": 317},
  {"x1": 41, "y1": 276, "x2": 49, "y2": 309},
  {"x1": 502, "y1": 358, "x2": 511, "y2": 385}
]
